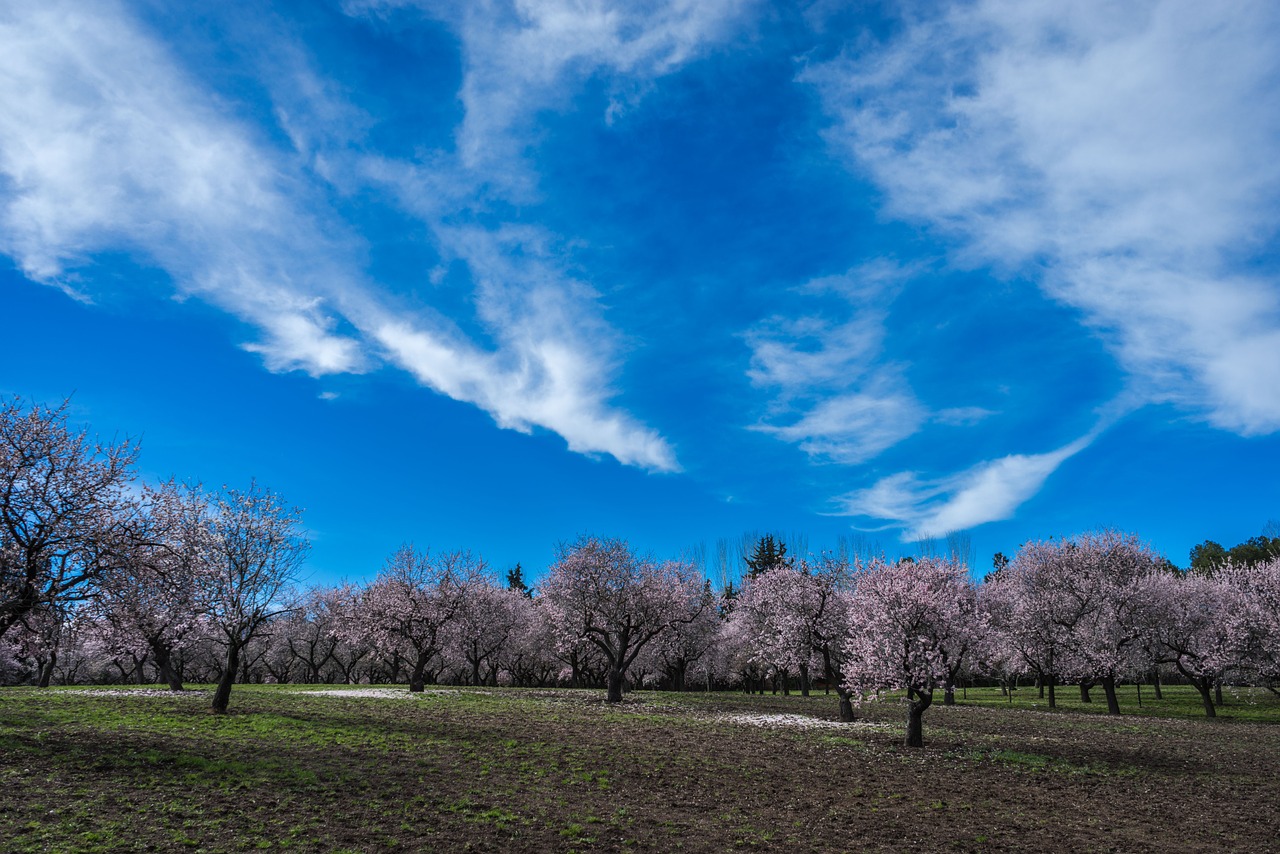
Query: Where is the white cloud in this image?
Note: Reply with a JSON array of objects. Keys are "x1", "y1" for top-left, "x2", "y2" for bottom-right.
[
  {"x1": 835, "y1": 431, "x2": 1097, "y2": 539},
  {"x1": 356, "y1": 0, "x2": 754, "y2": 197},
  {"x1": 0, "y1": 0, "x2": 366, "y2": 378},
  {"x1": 0, "y1": 0, "x2": 678, "y2": 470},
  {"x1": 367, "y1": 224, "x2": 678, "y2": 471},
  {"x1": 746, "y1": 261, "x2": 927, "y2": 464},
  {"x1": 758, "y1": 387, "x2": 927, "y2": 465},
  {"x1": 805, "y1": 0, "x2": 1280, "y2": 434},
  {"x1": 334, "y1": 0, "x2": 758, "y2": 470}
]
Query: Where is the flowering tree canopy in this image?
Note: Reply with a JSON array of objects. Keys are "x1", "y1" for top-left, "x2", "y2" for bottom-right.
[
  {"x1": 202, "y1": 481, "x2": 309, "y2": 713},
  {"x1": 541, "y1": 536, "x2": 706, "y2": 702},
  {"x1": 0, "y1": 397, "x2": 139, "y2": 640},
  {"x1": 341, "y1": 545, "x2": 483, "y2": 692},
  {"x1": 90, "y1": 480, "x2": 210, "y2": 691},
  {"x1": 842, "y1": 556, "x2": 979, "y2": 747}
]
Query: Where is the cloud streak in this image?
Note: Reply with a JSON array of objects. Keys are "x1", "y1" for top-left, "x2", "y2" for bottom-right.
[
  {"x1": 746, "y1": 262, "x2": 928, "y2": 464},
  {"x1": 0, "y1": 0, "x2": 367, "y2": 377},
  {"x1": 835, "y1": 430, "x2": 1098, "y2": 540},
  {"x1": 357, "y1": 0, "x2": 755, "y2": 198},
  {"x1": 806, "y1": 0, "x2": 1280, "y2": 434},
  {"x1": 0, "y1": 0, "x2": 685, "y2": 471}
]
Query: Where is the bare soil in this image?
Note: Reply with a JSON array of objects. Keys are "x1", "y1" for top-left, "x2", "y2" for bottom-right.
[{"x1": 1, "y1": 686, "x2": 1277, "y2": 852}]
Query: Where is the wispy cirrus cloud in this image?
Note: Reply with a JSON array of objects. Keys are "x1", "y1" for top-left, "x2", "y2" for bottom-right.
[
  {"x1": 350, "y1": 0, "x2": 756, "y2": 198},
  {"x1": 836, "y1": 429, "x2": 1098, "y2": 540},
  {"x1": 805, "y1": 0, "x2": 1280, "y2": 435},
  {"x1": 746, "y1": 261, "x2": 927, "y2": 464},
  {"x1": 0, "y1": 0, "x2": 705, "y2": 471},
  {"x1": 338, "y1": 0, "x2": 759, "y2": 469},
  {"x1": 0, "y1": 0, "x2": 367, "y2": 377}
]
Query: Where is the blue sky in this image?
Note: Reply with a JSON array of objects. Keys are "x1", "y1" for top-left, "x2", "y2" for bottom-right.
[{"x1": 3, "y1": 0, "x2": 1279, "y2": 585}]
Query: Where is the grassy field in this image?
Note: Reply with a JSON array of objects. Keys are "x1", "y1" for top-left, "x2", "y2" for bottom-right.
[{"x1": 2, "y1": 684, "x2": 1278, "y2": 852}]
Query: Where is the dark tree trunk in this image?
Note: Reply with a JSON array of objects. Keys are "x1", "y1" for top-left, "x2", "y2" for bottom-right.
[
  {"x1": 1152, "y1": 672, "x2": 1163, "y2": 700},
  {"x1": 943, "y1": 683, "x2": 955, "y2": 706},
  {"x1": 1101, "y1": 675, "x2": 1121, "y2": 715},
  {"x1": 799, "y1": 663, "x2": 811, "y2": 698},
  {"x1": 1214, "y1": 681, "x2": 1224, "y2": 707},
  {"x1": 1037, "y1": 675, "x2": 1045, "y2": 699},
  {"x1": 1199, "y1": 678, "x2": 1217, "y2": 717},
  {"x1": 606, "y1": 666, "x2": 625, "y2": 703},
  {"x1": 212, "y1": 643, "x2": 241, "y2": 714},
  {"x1": 37, "y1": 651, "x2": 57, "y2": 688},
  {"x1": 409, "y1": 651, "x2": 429, "y2": 692},
  {"x1": 905, "y1": 689, "x2": 933, "y2": 748},
  {"x1": 1047, "y1": 675, "x2": 1057, "y2": 709},
  {"x1": 1079, "y1": 680, "x2": 1094, "y2": 703},
  {"x1": 388, "y1": 651, "x2": 403, "y2": 685},
  {"x1": 1175, "y1": 664, "x2": 1218, "y2": 718},
  {"x1": 836, "y1": 687, "x2": 856, "y2": 722}
]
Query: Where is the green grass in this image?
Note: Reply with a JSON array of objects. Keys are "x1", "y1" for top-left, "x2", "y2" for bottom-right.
[
  {"x1": 2, "y1": 683, "x2": 1279, "y2": 851},
  {"x1": 954, "y1": 682, "x2": 1280, "y2": 721}
]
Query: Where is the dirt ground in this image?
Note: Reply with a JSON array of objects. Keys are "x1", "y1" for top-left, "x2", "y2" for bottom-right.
[{"x1": 2, "y1": 686, "x2": 1278, "y2": 852}]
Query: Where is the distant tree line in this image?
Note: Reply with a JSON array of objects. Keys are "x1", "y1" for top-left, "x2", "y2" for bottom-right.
[{"x1": 4, "y1": 397, "x2": 1280, "y2": 747}]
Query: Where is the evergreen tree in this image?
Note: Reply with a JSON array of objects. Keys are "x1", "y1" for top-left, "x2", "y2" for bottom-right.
[
  {"x1": 1190, "y1": 533, "x2": 1280, "y2": 574},
  {"x1": 506, "y1": 563, "x2": 532, "y2": 597},
  {"x1": 743, "y1": 535, "x2": 791, "y2": 578}
]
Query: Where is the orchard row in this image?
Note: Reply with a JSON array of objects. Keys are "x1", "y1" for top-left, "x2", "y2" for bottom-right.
[{"x1": 3, "y1": 397, "x2": 1278, "y2": 746}]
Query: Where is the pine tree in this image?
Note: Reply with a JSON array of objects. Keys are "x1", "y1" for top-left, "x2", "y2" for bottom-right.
[
  {"x1": 744, "y1": 535, "x2": 791, "y2": 578},
  {"x1": 506, "y1": 563, "x2": 531, "y2": 597}
]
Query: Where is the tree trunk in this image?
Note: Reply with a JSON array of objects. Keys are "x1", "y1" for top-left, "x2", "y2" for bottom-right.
[
  {"x1": 1195, "y1": 677, "x2": 1216, "y2": 718},
  {"x1": 1079, "y1": 680, "x2": 1094, "y2": 703},
  {"x1": 1152, "y1": 672, "x2": 1163, "y2": 700},
  {"x1": 835, "y1": 686, "x2": 856, "y2": 722},
  {"x1": 905, "y1": 689, "x2": 933, "y2": 748},
  {"x1": 212, "y1": 643, "x2": 241, "y2": 714},
  {"x1": 943, "y1": 683, "x2": 955, "y2": 706},
  {"x1": 389, "y1": 651, "x2": 403, "y2": 685},
  {"x1": 1101, "y1": 675, "x2": 1121, "y2": 715},
  {"x1": 151, "y1": 642, "x2": 184, "y2": 691},
  {"x1": 409, "y1": 651, "x2": 429, "y2": 692},
  {"x1": 1214, "y1": 681, "x2": 1224, "y2": 707},
  {"x1": 37, "y1": 651, "x2": 57, "y2": 688},
  {"x1": 800, "y1": 663, "x2": 811, "y2": 698},
  {"x1": 606, "y1": 666, "x2": 625, "y2": 703},
  {"x1": 1047, "y1": 674, "x2": 1057, "y2": 709}
]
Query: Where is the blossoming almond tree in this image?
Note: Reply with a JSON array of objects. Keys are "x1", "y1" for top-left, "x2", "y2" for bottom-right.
[
  {"x1": 1145, "y1": 569, "x2": 1251, "y2": 717},
  {"x1": 730, "y1": 558, "x2": 859, "y2": 717},
  {"x1": 633, "y1": 579, "x2": 721, "y2": 691},
  {"x1": 0, "y1": 397, "x2": 140, "y2": 640},
  {"x1": 342, "y1": 545, "x2": 481, "y2": 692},
  {"x1": 982, "y1": 540, "x2": 1090, "y2": 709},
  {"x1": 541, "y1": 536, "x2": 706, "y2": 702},
  {"x1": 1242, "y1": 558, "x2": 1280, "y2": 693},
  {"x1": 842, "y1": 556, "x2": 979, "y2": 747},
  {"x1": 445, "y1": 577, "x2": 525, "y2": 686},
  {"x1": 90, "y1": 480, "x2": 209, "y2": 691},
  {"x1": 202, "y1": 482, "x2": 309, "y2": 713},
  {"x1": 732, "y1": 566, "x2": 819, "y2": 695},
  {"x1": 1054, "y1": 531, "x2": 1163, "y2": 715}
]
